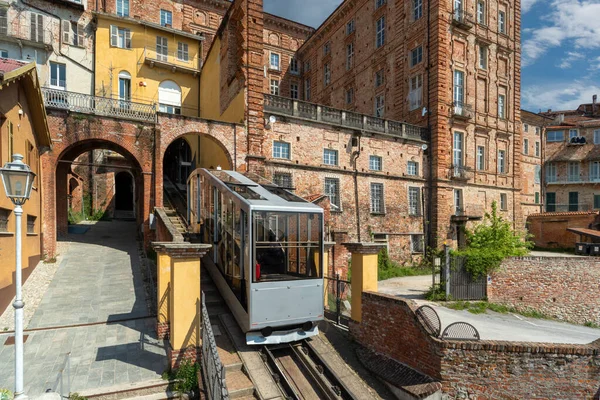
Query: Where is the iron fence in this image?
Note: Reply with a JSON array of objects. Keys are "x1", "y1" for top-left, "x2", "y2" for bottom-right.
[
  {"x1": 442, "y1": 255, "x2": 486, "y2": 300},
  {"x1": 324, "y1": 274, "x2": 351, "y2": 326},
  {"x1": 42, "y1": 87, "x2": 156, "y2": 122},
  {"x1": 201, "y1": 292, "x2": 229, "y2": 400}
]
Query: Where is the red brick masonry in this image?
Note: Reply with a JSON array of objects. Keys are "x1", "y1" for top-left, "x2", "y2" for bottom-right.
[
  {"x1": 489, "y1": 256, "x2": 600, "y2": 325},
  {"x1": 351, "y1": 291, "x2": 600, "y2": 399}
]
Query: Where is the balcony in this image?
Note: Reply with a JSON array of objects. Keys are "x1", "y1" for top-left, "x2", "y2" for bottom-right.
[
  {"x1": 545, "y1": 203, "x2": 593, "y2": 213},
  {"x1": 264, "y1": 94, "x2": 429, "y2": 142},
  {"x1": 449, "y1": 165, "x2": 473, "y2": 181},
  {"x1": 143, "y1": 47, "x2": 202, "y2": 75},
  {"x1": 546, "y1": 175, "x2": 600, "y2": 185},
  {"x1": 452, "y1": 9, "x2": 474, "y2": 29},
  {"x1": 0, "y1": 21, "x2": 53, "y2": 49},
  {"x1": 452, "y1": 101, "x2": 473, "y2": 120},
  {"x1": 42, "y1": 87, "x2": 156, "y2": 122},
  {"x1": 451, "y1": 205, "x2": 484, "y2": 222}
]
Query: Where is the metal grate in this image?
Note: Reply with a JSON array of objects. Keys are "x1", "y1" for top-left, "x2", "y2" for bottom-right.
[
  {"x1": 415, "y1": 305, "x2": 441, "y2": 337},
  {"x1": 441, "y1": 322, "x2": 480, "y2": 341}
]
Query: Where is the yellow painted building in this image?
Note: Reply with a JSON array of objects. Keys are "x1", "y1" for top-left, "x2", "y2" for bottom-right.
[
  {"x1": 93, "y1": 12, "x2": 204, "y2": 117},
  {"x1": 0, "y1": 59, "x2": 52, "y2": 314}
]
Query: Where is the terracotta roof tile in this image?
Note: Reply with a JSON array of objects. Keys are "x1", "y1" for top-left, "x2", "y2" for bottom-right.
[
  {"x1": 0, "y1": 58, "x2": 28, "y2": 75},
  {"x1": 528, "y1": 211, "x2": 598, "y2": 217}
]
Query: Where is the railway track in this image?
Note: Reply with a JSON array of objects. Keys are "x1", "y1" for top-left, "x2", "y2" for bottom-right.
[{"x1": 262, "y1": 340, "x2": 358, "y2": 400}]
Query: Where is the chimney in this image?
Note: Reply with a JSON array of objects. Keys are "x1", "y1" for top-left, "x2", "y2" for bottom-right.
[{"x1": 593, "y1": 94, "x2": 597, "y2": 115}]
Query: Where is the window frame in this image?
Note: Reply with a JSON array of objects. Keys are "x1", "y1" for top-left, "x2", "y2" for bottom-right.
[
  {"x1": 476, "y1": 0, "x2": 486, "y2": 24},
  {"x1": 409, "y1": 74, "x2": 423, "y2": 111},
  {"x1": 269, "y1": 52, "x2": 280, "y2": 71},
  {"x1": 498, "y1": 94, "x2": 506, "y2": 119},
  {"x1": 304, "y1": 78, "x2": 311, "y2": 101},
  {"x1": 498, "y1": 10, "x2": 506, "y2": 34},
  {"x1": 498, "y1": 149, "x2": 506, "y2": 174},
  {"x1": 408, "y1": 186, "x2": 421, "y2": 216},
  {"x1": 375, "y1": 0, "x2": 386, "y2": 9},
  {"x1": 269, "y1": 78, "x2": 280, "y2": 96},
  {"x1": 594, "y1": 129, "x2": 600, "y2": 144},
  {"x1": 478, "y1": 45, "x2": 487, "y2": 70},
  {"x1": 500, "y1": 193, "x2": 507, "y2": 210},
  {"x1": 273, "y1": 172, "x2": 293, "y2": 189},
  {"x1": 0, "y1": 7, "x2": 7, "y2": 37},
  {"x1": 111, "y1": 26, "x2": 132, "y2": 49},
  {"x1": 568, "y1": 162, "x2": 580, "y2": 182},
  {"x1": 290, "y1": 83, "x2": 299, "y2": 100},
  {"x1": 346, "y1": 19, "x2": 355, "y2": 35},
  {"x1": 272, "y1": 140, "x2": 291, "y2": 160},
  {"x1": 290, "y1": 57, "x2": 299, "y2": 74},
  {"x1": 375, "y1": 69, "x2": 384, "y2": 87},
  {"x1": 370, "y1": 182, "x2": 385, "y2": 214},
  {"x1": 407, "y1": 160, "x2": 418, "y2": 176},
  {"x1": 346, "y1": 42, "x2": 354, "y2": 70},
  {"x1": 547, "y1": 130, "x2": 564, "y2": 142},
  {"x1": 375, "y1": 94, "x2": 385, "y2": 118},
  {"x1": 535, "y1": 141, "x2": 540, "y2": 157},
  {"x1": 410, "y1": 46, "x2": 423, "y2": 67},
  {"x1": 324, "y1": 63, "x2": 331, "y2": 86},
  {"x1": 476, "y1": 145, "x2": 485, "y2": 170},
  {"x1": 345, "y1": 87, "x2": 354, "y2": 105},
  {"x1": 116, "y1": 0, "x2": 129, "y2": 17},
  {"x1": 546, "y1": 163, "x2": 557, "y2": 183},
  {"x1": 411, "y1": 234, "x2": 424, "y2": 253},
  {"x1": 523, "y1": 138, "x2": 529, "y2": 155},
  {"x1": 413, "y1": 0, "x2": 423, "y2": 20},
  {"x1": 324, "y1": 177, "x2": 341, "y2": 211},
  {"x1": 323, "y1": 148, "x2": 339, "y2": 166},
  {"x1": 376, "y1": 16, "x2": 385, "y2": 48},
  {"x1": 160, "y1": 9, "x2": 172, "y2": 27},
  {"x1": 369, "y1": 155, "x2": 383, "y2": 171},
  {"x1": 177, "y1": 42, "x2": 189, "y2": 62}
]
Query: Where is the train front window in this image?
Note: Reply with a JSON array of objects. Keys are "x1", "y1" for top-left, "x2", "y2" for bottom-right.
[{"x1": 253, "y1": 211, "x2": 323, "y2": 282}]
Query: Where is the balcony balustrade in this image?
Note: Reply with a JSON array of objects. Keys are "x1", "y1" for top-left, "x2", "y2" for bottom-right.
[
  {"x1": 452, "y1": 101, "x2": 474, "y2": 120},
  {"x1": 449, "y1": 165, "x2": 473, "y2": 180},
  {"x1": 264, "y1": 94, "x2": 429, "y2": 141},
  {"x1": 545, "y1": 203, "x2": 592, "y2": 213},
  {"x1": 452, "y1": 205, "x2": 484, "y2": 221},
  {"x1": 143, "y1": 46, "x2": 201, "y2": 74},
  {"x1": 452, "y1": 9, "x2": 474, "y2": 29}
]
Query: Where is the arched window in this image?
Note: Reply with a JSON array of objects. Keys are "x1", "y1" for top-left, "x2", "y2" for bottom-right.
[
  {"x1": 118, "y1": 70, "x2": 131, "y2": 102},
  {"x1": 158, "y1": 80, "x2": 182, "y2": 115}
]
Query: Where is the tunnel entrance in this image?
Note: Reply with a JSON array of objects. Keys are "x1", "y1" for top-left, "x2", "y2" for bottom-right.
[{"x1": 115, "y1": 171, "x2": 135, "y2": 219}]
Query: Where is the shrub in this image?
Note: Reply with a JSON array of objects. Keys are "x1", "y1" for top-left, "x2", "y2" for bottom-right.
[
  {"x1": 0, "y1": 389, "x2": 13, "y2": 400},
  {"x1": 173, "y1": 360, "x2": 199, "y2": 394}
]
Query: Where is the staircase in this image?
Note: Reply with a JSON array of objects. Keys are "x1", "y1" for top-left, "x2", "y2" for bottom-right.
[
  {"x1": 162, "y1": 175, "x2": 189, "y2": 237},
  {"x1": 163, "y1": 197, "x2": 187, "y2": 236}
]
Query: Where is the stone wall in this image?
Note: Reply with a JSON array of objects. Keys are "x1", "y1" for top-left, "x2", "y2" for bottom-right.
[
  {"x1": 488, "y1": 257, "x2": 600, "y2": 325},
  {"x1": 351, "y1": 291, "x2": 600, "y2": 399}
]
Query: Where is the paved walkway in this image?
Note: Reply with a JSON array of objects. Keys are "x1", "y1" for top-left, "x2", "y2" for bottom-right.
[{"x1": 0, "y1": 221, "x2": 167, "y2": 396}]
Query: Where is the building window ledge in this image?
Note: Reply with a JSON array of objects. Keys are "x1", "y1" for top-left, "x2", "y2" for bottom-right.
[
  {"x1": 27, "y1": 233, "x2": 39, "y2": 236},
  {"x1": 371, "y1": 212, "x2": 386, "y2": 216},
  {"x1": 0, "y1": 232, "x2": 15, "y2": 236}
]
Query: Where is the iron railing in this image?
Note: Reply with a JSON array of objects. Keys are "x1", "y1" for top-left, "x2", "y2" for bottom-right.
[
  {"x1": 546, "y1": 175, "x2": 600, "y2": 185},
  {"x1": 143, "y1": 46, "x2": 201, "y2": 71},
  {"x1": 453, "y1": 205, "x2": 484, "y2": 218},
  {"x1": 324, "y1": 274, "x2": 351, "y2": 327},
  {"x1": 201, "y1": 292, "x2": 229, "y2": 400},
  {"x1": 452, "y1": 9, "x2": 474, "y2": 28},
  {"x1": 42, "y1": 87, "x2": 156, "y2": 122},
  {"x1": 264, "y1": 94, "x2": 429, "y2": 141},
  {"x1": 545, "y1": 203, "x2": 593, "y2": 213},
  {"x1": 452, "y1": 101, "x2": 473, "y2": 119}
]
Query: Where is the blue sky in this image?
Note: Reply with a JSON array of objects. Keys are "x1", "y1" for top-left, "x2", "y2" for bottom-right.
[{"x1": 264, "y1": 0, "x2": 600, "y2": 112}]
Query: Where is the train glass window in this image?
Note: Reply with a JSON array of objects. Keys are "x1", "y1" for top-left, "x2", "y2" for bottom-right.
[{"x1": 253, "y1": 211, "x2": 323, "y2": 282}]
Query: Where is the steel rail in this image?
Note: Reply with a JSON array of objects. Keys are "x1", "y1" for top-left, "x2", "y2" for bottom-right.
[{"x1": 262, "y1": 345, "x2": 301, "y2": 400}]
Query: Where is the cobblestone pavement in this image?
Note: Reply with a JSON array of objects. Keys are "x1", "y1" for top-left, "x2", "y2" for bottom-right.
[{"x1": 0, "y1": 220, "x2": 167, "y2": 396}]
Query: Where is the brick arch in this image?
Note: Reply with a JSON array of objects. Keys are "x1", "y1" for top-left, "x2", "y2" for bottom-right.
[{"x1": 163, "y1": 132, "x2": 234, "y2": 170}]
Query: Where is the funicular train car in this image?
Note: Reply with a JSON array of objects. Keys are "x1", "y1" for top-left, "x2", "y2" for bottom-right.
[{"x1": 187, "y1": 169, "x2": 324, "y2": 344}]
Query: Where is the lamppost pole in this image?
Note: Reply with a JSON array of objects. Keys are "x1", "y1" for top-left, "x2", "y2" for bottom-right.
[{"x1": 13, "y1": 203, "x2": 25, "y2": 400}]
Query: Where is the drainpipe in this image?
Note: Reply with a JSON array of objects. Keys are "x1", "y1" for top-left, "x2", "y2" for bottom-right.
[
  {"x1": 426, "y1": 0, "x2": 433, "y2": 254},
  {"x1": 352, "y1": 135, "x2": 362, "y2": 242},
  {"x1": 233, "y1": 124, "x2": 237, "y2": 171}
]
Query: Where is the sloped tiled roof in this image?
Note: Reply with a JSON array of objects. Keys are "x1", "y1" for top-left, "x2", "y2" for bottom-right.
[
  {"x1": 0, "y1": 58, "x2": 28, "y2": 79},
  {"x1": 528, "y1": 211, "x2": 598, "y2": 217}
]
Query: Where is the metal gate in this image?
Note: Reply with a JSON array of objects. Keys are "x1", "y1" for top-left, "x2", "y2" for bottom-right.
[
  {"x1": 324, "y1": 274, "x2": 351, "y2": 326},
  {"x1": 442, "y1": 255, "x2": 486, "y2": 300}
]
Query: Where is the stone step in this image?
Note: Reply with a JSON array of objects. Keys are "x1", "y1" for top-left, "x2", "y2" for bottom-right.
[
  {"x1": 77, "y1": 379, "x2": 174, "y2": 400},
  {"x1": 225, "y1": 370, "x2": 255, "y2": 399},
  {"x1": 121, "y1": 390, "x2": 188, "y2": 400}
]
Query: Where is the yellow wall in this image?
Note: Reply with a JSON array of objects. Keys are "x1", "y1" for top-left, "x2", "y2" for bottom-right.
[
  {"x1": 199, "y1": 37, "x2": 245, "y2": 123},
  {"x1": 95, "y1": 17, "x2": 202, "y2": 117},
  {"x1": 0, "y1": 81, "x2": 44, "y2": 314},
  {"x1": 182, "y1": 134, "x2": 231, "y2": 171}
]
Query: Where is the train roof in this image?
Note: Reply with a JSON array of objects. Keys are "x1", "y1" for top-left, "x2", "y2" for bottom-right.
[{"x1": 197, "y1": 169, "x2": 324, "y2": 213}]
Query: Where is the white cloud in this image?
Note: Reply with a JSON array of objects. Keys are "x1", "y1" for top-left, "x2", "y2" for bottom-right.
[
  {"x1": 557, "y1": 51, "x2": 585, "y2": 69},
  {"x1": 522, "y1": 0, "x2": 600, "y2": 67},
  {"x1": 522, "y1": 0, "x2": 541, "y2": 13},
  {"x1": 522, "y1": 81, "x2": 600, "y2": 111}
]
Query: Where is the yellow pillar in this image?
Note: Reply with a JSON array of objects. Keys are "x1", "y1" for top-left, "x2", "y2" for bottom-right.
[
  {"x1": 156, "y1": 252, "x2": 171, "y2": 338},
  {"x1": 321, "y1": 242, "x2": 335, "y2": 308},
  {"x1": 342, "y1": 243, "x2": 386, "y2": 322}
]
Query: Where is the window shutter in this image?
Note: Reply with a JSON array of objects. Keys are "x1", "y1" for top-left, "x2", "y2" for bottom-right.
[
  {"x1": 110, "y1": 25, "x2": 118, "y2": 47},
  {"x1": 37, "y1": 14, "x2": 43, "y2": 42},
  {"x1": 30, "y1": 13, "x2": 36, "y2": 41},
  {"x1": 62, "y1": 20, "x2": 71, "y2": 44},
  {"x1": 77, "y1": 24, "x2": 84, "y2": 46},
  {"x1": 125, "y1": 29, "x2": 131, "y2": 48}
]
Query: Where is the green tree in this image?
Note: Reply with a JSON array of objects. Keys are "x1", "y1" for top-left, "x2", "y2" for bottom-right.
[{"x1": 455, "y1": 201, "x2": 532, "y2": 278}]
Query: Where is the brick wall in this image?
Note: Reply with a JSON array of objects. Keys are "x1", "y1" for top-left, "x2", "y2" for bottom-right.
[
  {"x1": 352, "y1": 291, "x2": 600, "y2": 399},
  {"x1": 526, "y1": 211, "x2": 598, "y2": 248},
  {"x1": 489, "y1": 256, "x2": 600, "y2": 325}
]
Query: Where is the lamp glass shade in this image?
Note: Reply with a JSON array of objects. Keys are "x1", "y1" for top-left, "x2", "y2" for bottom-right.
[{"x1": 0, "y1": 154, "x2": 36, "y2": 205}]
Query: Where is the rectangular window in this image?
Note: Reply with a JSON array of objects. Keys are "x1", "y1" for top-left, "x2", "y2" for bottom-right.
[
  {"x1": 408, "y1": 187, "x2": 421, "y2": 216},
  {"x1": 177, "y1": 42, "x2": 189, "y2": 61},
  {"x1": 523, "y1": 138, "x2": 529, "y2": 155},
  {"x1": 477, "y1": 145, "x2": 485, "y2": 170},
  {"x1": 453, "y1": 131, "x2": 463, "y2": 168},
  {"x1": 375, "y1": 69, "x2": 384, "y2": 87},
  {"x1": 272, "y1": 141, "x2": 290, "y2": 159},
  {"x1": 370, "y1": 183, "x2": 384, "y2": 213},
  {"x1": 547, "y1": 130, "x2": 564, "y2": 142},
  {"x1": 345, "y1": 87, "x2": 354, "y2": 104},
  {"x1": 536, "y1": 127, "x2": 541, "y2": 135},
  {"x1": 324, "y1": 63, "x2": 331, "y2": 86},
  {"x1": 524, "y1": 123, "x2": 529, "y2": 132},
  {"x1": 160, "y1": 10, "x2": 172, "y2": 27},
  {"x1": 409, "y1": 74, "x2": 423, "y2": 110},
  {"x1": 305, "y1": 78, "x2": 311, "y2": 101},
  {"x1": 370, "y1": 155, "x2": 382, "y2": 171},
  {"x1": 498, "y1": 10, "x2": 506, "y2": 33},
  {"x1": 49, "y1": 62, "x2": 66, "y2": 89},
  {"x1": 407, "y1": 161, "x2": 418, "y2": 176},
  {"x1": 535, "y1": 141, "x2": 540, "y2": 157},
  {"x1": 27, "y1": 215, "x2": 36, "y2": 234},
  {"x1": 410, "y1": 46, "x2": 423, "y2": 67},
  {"x1": 500, "y1": 193, "x2": 507, "y2": 210},
  {"x1": 304, "y1": 61, "x2": 311, "y2": 72},
  {"x1": 453, "y1": 70, "x2": 464, "y2": 106},
  {"x1": 0, "y1": 8, "x2": 7, "y2": 36},
  {"x1": 413, "y1": 0, "x2": 423, "y2": 20},
  {"x1": 477, "y1": 1, "x2": 485, "y2": 24},
  {"x1": 546, "y1": 192, "x2": 556, "y2": 212},
  {"x1": 376, "y1": 16, "x2": 385, "y2": 48},
  {"x1": 117, "y1": 0, "x2": 129, "y2": 17},
  {"x1": 290, "y1": 58, "x2": 299, "y2": 74},
  {"x1": 594, "y1": 130, "x2": 600, "y2": 144},
  {"x1": 591, "y1": 162, "x2": 600, "y2": 182},
  {"x1": 534, "y1": 165, "x2": 541, "y2": 184},
  {"x1": 478, "y1": 45, "x2": 487, "y2": 69},
  {"x1": 376, "y1": 0, "x2": 386, "y2": 9},
  {"x1": 535, "y1": 192, "x2": 540, "y2": 204},
  {"x1": 375, "y1": 94, "x2": 385, "y2": 118},
  {"x1": 270, "y1": 52, "x2": 280, "y2": 70},
  {"x1": 0, "y1": 208, "x2": 9, "y2": 232},
  {"x1": 273, "y1": 172, "x2": 293, "y2": 189},
  {"x1": 325, "y1": 178, "x2": 341, "y2": 211},
  {"x1": 156, "y1": 36, "x2": 168, "y2": 61},
  {"x1": 498, "y1": 150, "x2": 506, "y2": 174},
  {"x1": 411, "y1": 234, "x2": 424, "y2": 253},
  {"x1": 569, "y1": 192, "x2": 579, "y2": 212},
  {"x1": 568, "y1": 162, "x2": 580, "y2": 182},
  {"x1": 546, "y1": 163, "x2": 557, "y2": 183},
  {"x1": 290, "y1": 83, "x2": 299, "y2": 99},
  {"x1": 30, "y1": 13, "x2": 44, "y2": 43},
  {"x1": 454, "y1": 189, "x2": 463, "y2": 214},
  {"x1": 346, "y1": 42, "x2": 354, "y2": 70},
  {"x1": 110, "y1": 26, "x2": 131, "y2": 49},
  {"x1": 72, "y1": 23, "x2": 84, "y2": 47},
  {"x1": 595, "y1": 194, "x2": 600, "y2": 210},
  {"x1": 346, "y1": 19, "x2": 355, "y2": 35},
  {"x1": 270, "y1": 79, "x2": 280, "y2": 95},
  {"x1": 0, "y1": 50, "x2": 7, "y2": 58},
  {"x1": 498, "y1": 94, "x2": 506, "y2": 119},
  {"x1": 323, "y1": 148, "x2": 339, "y2": 166},
  {"x1": 323, "y1": 41, "x2": 331, "y2": 56}
]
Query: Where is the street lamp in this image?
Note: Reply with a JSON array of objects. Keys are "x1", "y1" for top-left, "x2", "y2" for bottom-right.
[{"x1": 0, "y1": 154, "x2": 36, "y2": 400}]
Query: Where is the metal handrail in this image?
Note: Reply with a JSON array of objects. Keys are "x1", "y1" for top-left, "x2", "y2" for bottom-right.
[
  {"x1": 201, "y1": 292, "x2": 229, "y2": 400},
  {"x1": 143, "y1": 46, "x2": 201, "y2": 70},
  {"x1": 545, "y1": 204, "x2": 593, "y2": 212},
  {"x1": 42, "y1": 87, "x2": 156, "y2": 122},
  {"x1": 264, "y1": 94, "x2": 429, "y2": 141}
]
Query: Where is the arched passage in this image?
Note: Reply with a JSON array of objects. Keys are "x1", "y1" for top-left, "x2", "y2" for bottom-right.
[{"x1": 115, "y1": 171, "x2": 135, "y2": 216}]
